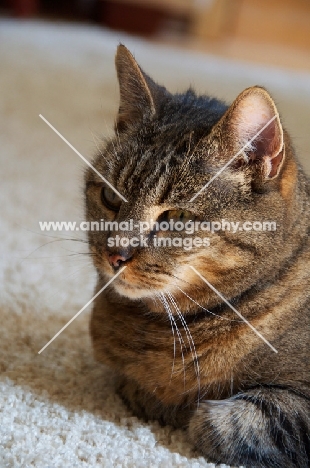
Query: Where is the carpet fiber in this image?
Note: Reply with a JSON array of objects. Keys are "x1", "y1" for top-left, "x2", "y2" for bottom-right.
[{"x1": 0, "y1": 19, "x2": 309, "y2": 467}]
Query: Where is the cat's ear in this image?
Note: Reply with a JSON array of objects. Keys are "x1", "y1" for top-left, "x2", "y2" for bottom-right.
[
  {"x1": 226, "y1": 86, "x2": 285, "y2": 180},
  {"x1": 115, "y1": 44, "x2": 162, "y2": 132}
]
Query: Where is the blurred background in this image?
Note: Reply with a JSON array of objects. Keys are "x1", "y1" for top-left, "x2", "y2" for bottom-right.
[{"x1": 1, "y1": 0, "x2": 310, "y2": 71}]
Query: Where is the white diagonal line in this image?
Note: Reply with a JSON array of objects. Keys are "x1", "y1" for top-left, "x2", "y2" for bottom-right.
[
  {"x1": 39, "y1": 114, "x2": 128, "y2": 203},
  {"x1": 189, "y1": 115, "x2": 277, "y2": 202},
  {"x1": 189, "y1": 266, "x2": 278, "y2": 353},
  {"x1": 38, "y1": 266, "x2": 127, "y2": 354}
]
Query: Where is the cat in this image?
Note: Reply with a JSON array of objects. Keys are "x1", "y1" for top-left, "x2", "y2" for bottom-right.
[{"x1": 85, "y1": 45, "x2": 310, "y2": 467}]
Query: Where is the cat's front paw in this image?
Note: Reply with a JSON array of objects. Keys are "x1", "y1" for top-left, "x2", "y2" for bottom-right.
[
  {"x1": 189, "y1": 398, "x2": 256, "y2": 466},
  {"x1": 188, "y1": 390, "x2": 309, "y2": 468}
]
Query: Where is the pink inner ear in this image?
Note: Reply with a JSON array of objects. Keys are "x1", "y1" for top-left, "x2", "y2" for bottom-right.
[
  {"x1": 234, "y1": 90, "x2": 284, "y2": 179},
  {"x1": 236, "y1": 94, "x2": 275, "y2": 145},
  {"x1": 266, "y1": 149, "x2": 285, "y2": 179}
]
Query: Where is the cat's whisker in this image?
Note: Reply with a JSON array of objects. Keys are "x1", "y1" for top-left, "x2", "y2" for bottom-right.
[
  {"x1": 56, "y1": 262, "x2": 95, "y2": 282},
  {"x1": 22, "y1": 253, "x2": 95, "y2": 266},
  {"x1": 22, "y1": 239, "x2": 93, "y2": 265},
  {"x1": 167, "y1": 273, "x2": 204, "y2": 293},
  {"x1": 168, "y1": 292, "x2": 201, "y2": 405},
  {"x1": 175, "y1": 285, "x2": 242, "y2": 322},
  {"x1": 159, "y1": 292, "x2": 179, "y2": 372},
  {"x1": 19, "y1": 223, "x2": 88, "y2": 244},
  {"x1": 21, "y1": 239, "x2": 84, "y2": 262},
  {"x1": 160, "y1": 292, "x2": 186, "y2": 389},
  {"x1": 197, "y1": 383, "x2": 211, "y2": 402},
  {"x1": 156, "y1": 293, "x2": 176, "y2": 382}
]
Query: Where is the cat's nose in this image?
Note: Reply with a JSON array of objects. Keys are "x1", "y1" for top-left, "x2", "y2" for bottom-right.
[{"x1": 107, "y1": 251, "x2": 132, "y2": 271}]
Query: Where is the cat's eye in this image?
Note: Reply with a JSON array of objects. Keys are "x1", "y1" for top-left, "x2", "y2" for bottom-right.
[
  {"x1": 166, "y1": 210, "x2": 194, "y2": 223},
  {"x1": 100, "y1": 186, "x2": 122, "y2": 211},
  {"x1": 158, "y1": 210, "x2": 196, "y2": 228}
]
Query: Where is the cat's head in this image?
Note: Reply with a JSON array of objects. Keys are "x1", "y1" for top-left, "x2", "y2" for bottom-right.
[{"x1": 85, "y1": 45, "x2": 296, "y2": 310}]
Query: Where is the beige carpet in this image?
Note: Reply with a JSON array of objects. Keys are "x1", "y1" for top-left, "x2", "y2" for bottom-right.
[{"x1": 0, "y1": 19, "x2": 309, "y2": 467}]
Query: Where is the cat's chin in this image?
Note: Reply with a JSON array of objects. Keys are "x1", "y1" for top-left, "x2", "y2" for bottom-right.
[
  {"x1": 107, "y1": 276, "x2": 157, "y2": 300},
  {"x1": 113, "y1": 282, "x2": 154, "y2": 299},
  {"x1": 100, "y1": 266, "x2": 169, "y2": 300}
]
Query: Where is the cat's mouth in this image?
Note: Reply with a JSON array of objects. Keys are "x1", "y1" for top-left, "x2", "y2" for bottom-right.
[
  {"x1": 104, "y1": 261, "x2": 202, "y2": 303},
  {"x1": 105, "y1": 264, "x2": 168, "y2": 299},
  {"x1": 114, "y1": 280, "x2": 152, "y2": 298},
  {"x1": 112, "y1": 275, "x2": 161, "y2": 299}
]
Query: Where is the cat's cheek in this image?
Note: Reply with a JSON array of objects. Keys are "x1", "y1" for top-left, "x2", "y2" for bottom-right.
[
  {"x1": 90, "y1": 248, "x2": 111, "y2": 276},
  {"x1": 173, "y1": 241, "x2": 245, "y2": 279},
  {"x1": 172, "y1": 253, "x2": 220, "y2": 287}
]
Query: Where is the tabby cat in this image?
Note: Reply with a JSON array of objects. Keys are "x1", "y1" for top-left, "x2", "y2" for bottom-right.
[{"x1": 86, "y1": 45, "x2": 310, "y2": 467}]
